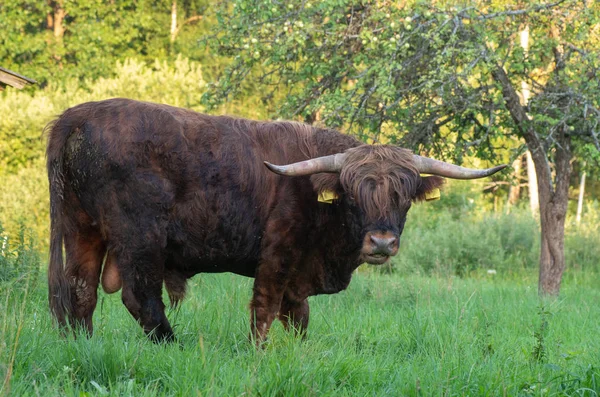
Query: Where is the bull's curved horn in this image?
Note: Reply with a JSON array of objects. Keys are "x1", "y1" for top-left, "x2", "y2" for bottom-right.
[
  {"x1": 413, "y1": 155, "x2": 507, "y2": 179},
  {"x1": 264, "y1": 153, "x2": 348, "y2": 176}
]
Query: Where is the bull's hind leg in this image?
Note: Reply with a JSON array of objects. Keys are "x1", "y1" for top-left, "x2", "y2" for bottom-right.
[
  {"x1": 63, "y1": 223, "x2": 105, "y2": 336},
  {"x1": 117, "y1": 254, "x2": 174, "y2": 342},
  {"x1": 105, "y1": 174, "x2": 176, "y2": 342},
  {"x1": 121, "y1": 281, "x2": 173, "y2": 343},
  {"x1": 113, "y1": 233, "x2": 174, "y2": 343},
  {"x1": 278, "y1": 295, "x2": 309, "y2": 336}
]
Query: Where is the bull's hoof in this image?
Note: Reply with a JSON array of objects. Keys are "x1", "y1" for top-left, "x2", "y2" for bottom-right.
[{"x1": 146, "y1": 327, "x2": 176, "y2": 344}]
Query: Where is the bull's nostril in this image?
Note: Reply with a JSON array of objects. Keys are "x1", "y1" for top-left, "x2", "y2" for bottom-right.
[{"x1": 370, "y1": 235, "x2": 397, "y2": 251}]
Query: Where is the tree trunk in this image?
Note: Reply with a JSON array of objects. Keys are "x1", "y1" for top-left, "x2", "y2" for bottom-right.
[
  {"x1": 491, "y1": 65, "x2": 571, "y2": 297},
  {"x1": 170, "y1": 1, "x2": 177, "y2": 43},
  {"x1": 47, "y1": 12, "x2": 54, "y2": 29},
  {"x1": 537, "y1": 127, "x2": 571, "y2": 296},
  {"x1": 506, "y1": 155, "x2": 522, "y2": 211},
  {"x1": 53, "y1": 1, "x2": 65, "y2": 40},
  {"x1": 526, "y1": 150, "x2": 539, "y2": 214},
  {"x1": 538, "y1": 199, "x2": 567, "y2": 295},
  {"x1": 49, "y1": 1, "x2": 65, "y2": 69},
  {"x1": 519, "y1": 25, "x2": 540, "y2": 216},
  {"x1": 576, "y1": 169, "x2": 586, "y2": 224}
]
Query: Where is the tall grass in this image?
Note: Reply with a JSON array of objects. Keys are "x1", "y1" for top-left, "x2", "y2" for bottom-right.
[
  {"x1": 0, "y1": 223, "x2": 39, "y2": 284},
  {"x1": 0, "y1": 223, "x2": 40, "y2": 396}
]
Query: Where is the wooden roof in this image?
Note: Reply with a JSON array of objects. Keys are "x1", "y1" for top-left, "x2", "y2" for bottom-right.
[{"x1": 0, "y1": 67, "x2": 36, "y2": 90}]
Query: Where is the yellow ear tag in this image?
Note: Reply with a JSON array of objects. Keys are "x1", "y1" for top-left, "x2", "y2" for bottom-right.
[
  {"x1": 318, "y1": 190, "x2": 338, "y2": 204},
  {"x1": 425, "y1": 188, "x2": 441, "y2": 201}
]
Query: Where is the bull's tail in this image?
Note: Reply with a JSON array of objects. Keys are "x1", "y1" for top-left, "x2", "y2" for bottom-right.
[
  {"x1": 48, "y1": 167, "x2": 71, "y2": 327},
  {"x1": 45, "y1": 109, "x2": 86, "y2": 327}
]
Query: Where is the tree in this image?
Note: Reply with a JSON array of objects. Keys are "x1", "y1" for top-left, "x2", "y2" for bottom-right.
[
  {"x1": 0, "y1": 0, "x2": 209, "y2": 85},
  {"x1": 204, "y1": 0, "x2": 600, "y2": 296}
]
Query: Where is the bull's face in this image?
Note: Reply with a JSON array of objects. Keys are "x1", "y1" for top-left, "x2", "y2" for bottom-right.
[
  {"x1": 345, "y1": 200, "x2": 408, "y2": 265},
  {"x1": 264, "y1": 143, "x2": 506, "y2": 265},
  {"x1": 350, "y1": 202, "x2": 406, "y2": 265},
  {"x1": 337, "y1": 146, "x2": 442, "y2": 265}
]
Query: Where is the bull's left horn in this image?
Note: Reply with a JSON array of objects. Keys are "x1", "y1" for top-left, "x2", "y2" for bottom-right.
[
  {"x1": 413, "y1": 155, "x2": 507, "y2": 179},
  {"x1": 264, "y1": 153, "x2": 348, "y2": 176}
]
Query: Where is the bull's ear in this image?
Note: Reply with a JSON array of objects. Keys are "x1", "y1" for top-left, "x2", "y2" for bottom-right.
[
  {"x1": 310, "y1": 173, "x2": 342, "y2": 200},
  {"x1": 413, "y1": 176, "x2": 445, "y2": 202}
]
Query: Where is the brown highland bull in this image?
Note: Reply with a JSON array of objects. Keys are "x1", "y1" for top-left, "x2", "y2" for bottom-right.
[{"x1": 46, "y1": 98, "x2": 505, "y2": 343}]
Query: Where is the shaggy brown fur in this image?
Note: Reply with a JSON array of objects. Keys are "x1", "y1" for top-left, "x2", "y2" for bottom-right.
[
  {"x1": 340, "y1": 146, "x2": 421, "y2": 221},
  {"x1": 46, "y1": 98, "x2": 443, "y2": 343}
]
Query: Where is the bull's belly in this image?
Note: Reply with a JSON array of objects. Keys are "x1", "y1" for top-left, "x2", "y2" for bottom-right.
[{"x1": 164, "y1": 244, "x2": 259, "y2": 278}]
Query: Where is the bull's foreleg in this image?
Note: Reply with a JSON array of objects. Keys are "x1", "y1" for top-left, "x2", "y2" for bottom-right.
[
  {"x1": 164, "y1": 270, "x2": 187, "y2": 308},
  {"x1": 278, "y1": 296, "x2": 309, "y2": 337},
  {"x1": 249, "y1": 266, "x2": 289, "y2": 344},
  {"x1": 251, "y1": 214, "x2": 304, "y2": 344}
]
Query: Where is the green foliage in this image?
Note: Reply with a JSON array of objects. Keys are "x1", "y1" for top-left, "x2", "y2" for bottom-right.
[
  {"x1": 531, "y1": 305, "x2": 550, "y2": 364},
  {"x1": 565, "y1": 200, "x2": 600, "y2": 273},
  {"x1": 0, "y1": 158, "x2": 49, "y2": 248},
  {"x1": 206, "y1": 0, "x2": 600, "y2": 172},
  {"x1": 0, "y1": 0, "x2": 210, "y2": 85},
  {"x1": 393, "y1": 205, "x2": 541, "y2": 277}
]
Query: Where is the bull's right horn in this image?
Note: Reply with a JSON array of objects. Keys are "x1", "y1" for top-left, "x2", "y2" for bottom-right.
[
  {"x1": 264, "y1": 153, "x2": 348, "y2": 176},
  {"x1": 413, "y1": 155, "x2": 507, "y2": 179}
]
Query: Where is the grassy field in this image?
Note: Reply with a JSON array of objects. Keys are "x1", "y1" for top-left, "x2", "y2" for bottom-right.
[{"x1": 2, "y1": 263, "x2": 600, "y2": 396}]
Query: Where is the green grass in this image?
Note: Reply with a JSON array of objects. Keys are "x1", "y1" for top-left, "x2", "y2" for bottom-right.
[{"x1": 2, "y1": 266, "x2": 600, "y2": 396}]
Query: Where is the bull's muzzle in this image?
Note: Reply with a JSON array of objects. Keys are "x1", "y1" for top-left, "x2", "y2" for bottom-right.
[{"x1": 361, "y1": 231, "x2": 399, "y2": 265}]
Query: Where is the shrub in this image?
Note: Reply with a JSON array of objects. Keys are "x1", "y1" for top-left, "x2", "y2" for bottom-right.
[
  {"x1": 390, "y1": 190, "x2": 599, "y2": 278},
  {"x1": 565, "y1": 200, "x2": 600, "y2": 274},
  {"x1": 0, "y1": 222, "x2": 40, "y2": 285},
  {"x1": 0, "y1": 158, "x2": 49, "y2": 246}
]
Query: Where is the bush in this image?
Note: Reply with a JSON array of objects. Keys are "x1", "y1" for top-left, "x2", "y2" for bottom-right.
[
  {"x1": 565, "y1": 200, "x2": 600, "y2": 274},
  {"x1": 0, "y1": 223, "x2": 40, "y2": 285},
  {"x1": 391, "y1": 206, "x2": 540, "y2": 277},
  {"x1": 0, "y1": 158, "x2": 49, "y2": 247},
  {"x1": 389, "y1": 186, "x2": 600, "y2": 278}
]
